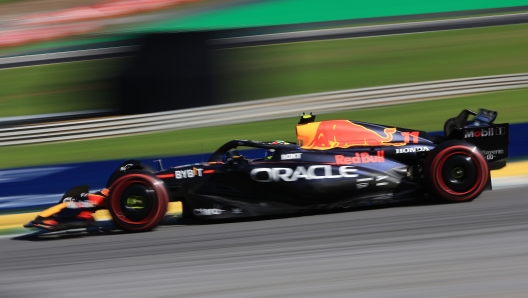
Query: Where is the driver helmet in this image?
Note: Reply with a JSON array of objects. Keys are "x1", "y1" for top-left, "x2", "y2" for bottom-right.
[{"x1": 226, "y1": 150, "x2": 247, "y2": 163}]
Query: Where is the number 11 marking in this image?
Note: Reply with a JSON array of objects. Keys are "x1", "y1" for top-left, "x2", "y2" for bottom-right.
[{"x1": 401, "y1": 131, "x2": 419, "y2": 143}]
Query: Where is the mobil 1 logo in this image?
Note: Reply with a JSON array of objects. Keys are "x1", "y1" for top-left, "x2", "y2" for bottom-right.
[
  {"x1": 462, "y1": 123, "x2": 509, "y2": 162},
  {"x1": 464, "y1": 126, "x2": 506, "y2": 138}
]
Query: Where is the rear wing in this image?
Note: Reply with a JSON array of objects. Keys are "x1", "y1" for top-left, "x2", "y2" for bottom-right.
[
  {"x1": 463, "y1": 123, "x2": 509, "y2": 169},
  {"x1": 444, "y1": 108, "x2": 509, "y2": 170}
]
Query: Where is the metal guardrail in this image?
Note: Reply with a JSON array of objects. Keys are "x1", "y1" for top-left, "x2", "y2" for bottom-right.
[
  {"x1": 0, "y1": 46, "x2": 139, "y2": 69},
  {"x1": 1, "y1": 73, "x2": 527, "y2": 146},
  {"x1": 2, "y1": 12, "x2": 528, "y2": 69},
  {"x1": 0, "y1": 109, "x2": 115, "y2": 128},
  {"x1": 211, "y1": 12, "x2": 528, "y2": 47}
]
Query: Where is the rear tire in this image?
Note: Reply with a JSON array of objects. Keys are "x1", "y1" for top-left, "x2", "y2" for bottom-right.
[
  {"x1": 425, "y1": 140, "x2": 489, "y2": 202},
  {"x1": 108, "y1": 172, "x2": 169, "y2": 232}
]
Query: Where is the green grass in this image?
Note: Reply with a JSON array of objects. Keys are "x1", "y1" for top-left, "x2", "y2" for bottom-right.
[
  {"x1": 0, "y1": 0, "x2": 25, "y2": 4},
  {"x1": 1, "y1": 21, "x2": 528, "y2": 169},
  {"x1": 2, "y1": 23, "x2": 528, "y2": 117},
  {"x1": 1, "y1": 88, "x2": 527, "y2": 169},
  {"x1": 214, "y1": 23, "x2": 528, "y2": 103},
  {"x1": 0, "y1": 58, "x2": 127, "y2": 117}
]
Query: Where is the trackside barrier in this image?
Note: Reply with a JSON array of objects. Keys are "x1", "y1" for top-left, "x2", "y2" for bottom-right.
[
  {"x1": 210, "y1": 12, "x2": 528, "y2": 47},
  {"x1": 0, "y1": 73, "x2": 528, "y2": 146},
  {"x1": 0, "y1": 123, "x2": 527, "y2": 212},
  {"x1": 2, "y1": 12, "x2": 528, "y2": 63},
  {"x1": 0, "y1": 150, "x2": 265, "y2": 211}
]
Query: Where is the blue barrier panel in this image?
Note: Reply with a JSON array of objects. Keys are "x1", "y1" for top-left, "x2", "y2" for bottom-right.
[
  {"x1": 0, "y1": 149, "x2": 266, "y2": 211},
  {"x1": 0, "y1": 160, "x2": 122, "y2": 210},
  {"x1": 508, "y1": 122, "x2": 528, "y2": 158},
  {"x1": 1, "y1": 123, "x2": 526, "y2": 212}
]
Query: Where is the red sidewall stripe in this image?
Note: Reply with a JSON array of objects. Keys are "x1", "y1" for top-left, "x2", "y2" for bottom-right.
[
  {"x1": 431, "y1": 145, "x2": 488, "y2": 202},
  {"x1": 109, "y1": 174, "x2": 168, "y2": 231}
]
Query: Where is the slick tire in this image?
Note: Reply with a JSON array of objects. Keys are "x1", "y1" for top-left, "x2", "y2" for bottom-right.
[
  {"x1": 425, "y1": 140, "x2": 489, "y2": 202},
  {"x1": 108, "y1": 171, "x2": 169, "y2": 232},
  {"x1": 106, "y1": 162, "x2": 155, "y2": 188}
]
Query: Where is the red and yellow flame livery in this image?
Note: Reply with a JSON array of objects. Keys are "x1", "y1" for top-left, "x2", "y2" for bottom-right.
[{"x1": 296, "y1": 120, "x2": 406, "y2": 150}]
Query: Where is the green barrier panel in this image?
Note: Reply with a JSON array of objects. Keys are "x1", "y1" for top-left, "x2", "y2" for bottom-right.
[{"x1": 132, "y1": 0, "x2": 528, "y2": 32}]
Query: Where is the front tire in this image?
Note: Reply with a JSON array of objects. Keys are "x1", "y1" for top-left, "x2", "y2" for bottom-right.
[
  {"x1": 108, "y1": 172, "x2": 169, "y2": 232},
  {"x1": 425, "y1": 140, "x2": 489, "y2": 202}
]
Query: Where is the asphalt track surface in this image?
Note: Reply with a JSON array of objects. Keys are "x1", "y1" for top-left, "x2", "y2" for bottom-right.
[{"x1": 1, "y1": 186, "x2": 527, "y2": 298}]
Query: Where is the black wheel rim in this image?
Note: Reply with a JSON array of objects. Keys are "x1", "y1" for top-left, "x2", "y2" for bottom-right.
[
  {"x1": 441, "y1": 155, "x2": 478, "y2": 192},
  {"x1": 119, "y1": 183, "x2": 154, "y2": 222}
]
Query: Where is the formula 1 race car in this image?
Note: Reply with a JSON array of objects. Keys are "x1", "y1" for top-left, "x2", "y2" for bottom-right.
[{"x1": 25, "y1": 108, "x2": 509, "y2": 233}]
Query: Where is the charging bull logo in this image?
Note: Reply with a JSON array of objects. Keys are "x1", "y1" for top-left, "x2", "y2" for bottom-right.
[{"x1": 297, "y1": 120, "x2": 405, "y2": 150}]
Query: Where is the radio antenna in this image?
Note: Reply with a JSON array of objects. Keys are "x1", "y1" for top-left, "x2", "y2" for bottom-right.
[
  {"x1": 154, "y1": 159, "x2": 163, "y2": 171},
  {"x1": 201, "y1": 143, "x2": 203, "y2": 163}
]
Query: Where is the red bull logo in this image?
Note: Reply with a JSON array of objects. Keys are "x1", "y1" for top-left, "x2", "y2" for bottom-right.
[
  {"x1": 297, "y1": 120, "x2": 405, "y2": 150},
  {"x1": 335, "y1": 152, "x2": 385, "y2": 165}
]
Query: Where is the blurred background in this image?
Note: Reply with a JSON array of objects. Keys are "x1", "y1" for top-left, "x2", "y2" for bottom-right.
[
  {"x1": 1, "y1": 0, "x2": 528, "y2": 201},
  {"x1": 1, "y1": 2, "x2": 528, "y2": 297}
]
